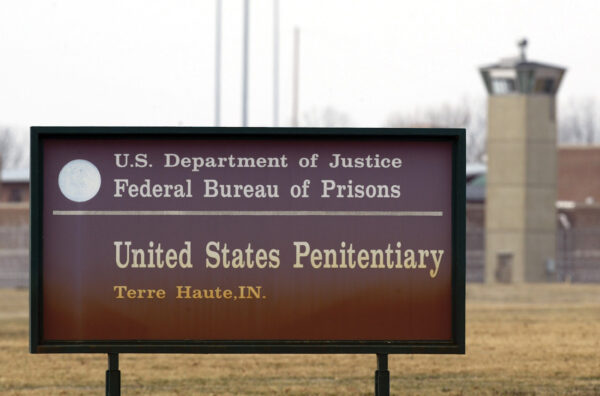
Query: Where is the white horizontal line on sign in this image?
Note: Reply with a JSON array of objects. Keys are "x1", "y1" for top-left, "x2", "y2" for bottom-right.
[{"x1": 53, "y1": 210, "x2": 443, "y2": 217}]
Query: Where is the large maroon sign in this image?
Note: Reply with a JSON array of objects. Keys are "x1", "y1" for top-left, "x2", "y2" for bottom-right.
[{"x1": 31, "y1": 127, "x2": 465, "y2": 354}]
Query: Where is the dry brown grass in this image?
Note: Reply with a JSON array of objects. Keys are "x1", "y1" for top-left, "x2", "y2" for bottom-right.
[{"x1": 1, "y1": 284, "x2": 599, "y2": 395}]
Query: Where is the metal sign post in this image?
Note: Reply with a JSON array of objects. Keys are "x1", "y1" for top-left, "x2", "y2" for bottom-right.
[
  {"x1": 106, "y1": 353, "x2": 120, "y2": 396},
  {"x1": 375, "y1": 353, "x2": 390, "y2": 396}
]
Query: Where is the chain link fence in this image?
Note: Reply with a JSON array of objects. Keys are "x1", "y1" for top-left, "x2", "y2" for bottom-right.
[
  {"x1": 557, "y1": 227, "x2": 600, "y2": 282},
  {"x1": 0, "y1": 225, "x2": 28, "y2": 287}
]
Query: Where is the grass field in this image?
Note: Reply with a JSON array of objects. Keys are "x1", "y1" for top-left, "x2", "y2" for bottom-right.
[{"x1": 1, "y1": 284, "x2": 599, "y2": 395}]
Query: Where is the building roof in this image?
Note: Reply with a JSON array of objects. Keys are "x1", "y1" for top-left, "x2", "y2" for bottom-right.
[
  {"x1": 466, "y1": 174, "x2": 486, "y2": 202},
  {"x1": 465, "y1": 146, "x2": 600, "y2": 204},
  {"x1": 0, "y1": 168, "x2": 29, "y2": 183},
  {"x1": 466, "y1": 163, "x2": 487, "y2": 177}
]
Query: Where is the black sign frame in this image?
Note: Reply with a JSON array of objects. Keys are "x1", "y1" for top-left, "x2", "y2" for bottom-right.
[{"x1": 30, "y1": 126, "x2": 465, "y2": 355}]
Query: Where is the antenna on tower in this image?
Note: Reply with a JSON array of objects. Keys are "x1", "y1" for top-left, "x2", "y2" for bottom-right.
[{"x1": 518, "y1": 38, "x2": 528, "y2": 61}]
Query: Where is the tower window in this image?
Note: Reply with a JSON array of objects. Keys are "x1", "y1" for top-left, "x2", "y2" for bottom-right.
[
  {"x1": 534, "y1": 78, "x2": 555, "y2": 94},
  {"x1": 491, "y1": 78, "x2": 515, "y2": 94}
]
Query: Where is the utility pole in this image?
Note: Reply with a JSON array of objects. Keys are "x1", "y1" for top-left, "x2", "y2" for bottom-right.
[
  {"x1": 291, "y1": 27, "x2": 300, "y2": 127},
  {"x1": 273, "y1": 0, "x2": 280, "y2": 127},
  {"x1": 242, "y1": 0, "x2": 250, "y2": 127},
  {"x1": 214, "y1": 0, "x2": 222, "y2": 126}
]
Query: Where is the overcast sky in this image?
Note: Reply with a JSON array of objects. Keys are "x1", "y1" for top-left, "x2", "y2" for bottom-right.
[{"x1": 1, "y1": 0, "x2": 599, "y2": 140}]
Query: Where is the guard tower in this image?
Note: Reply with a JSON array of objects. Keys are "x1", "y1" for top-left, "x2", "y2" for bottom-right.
[{"x1": 480, "y1": 40, "x2": 566, "y2": 283}]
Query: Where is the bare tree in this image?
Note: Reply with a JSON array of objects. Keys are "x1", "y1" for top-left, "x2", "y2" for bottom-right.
[
  {"x1": 386, "y1": 98, "x2": 487, "y2": 163},
  {"x1": 0, "y1": 128, "x2": 26, "y2": 201},
  {"x1": 300, "y1": 106, "x2": 353, "y2": 128},
  {"x1": 0, "y1": 128, "x2": 24, "y2": 172},
  {"x1": 0, "y1": 128, "x2": 11, "y2": 173},
  {"x1": 559, "y1": 98, "x2": 599, "y2": 145}
]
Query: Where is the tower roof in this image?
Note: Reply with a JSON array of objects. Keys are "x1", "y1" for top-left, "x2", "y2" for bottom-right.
[
  {"x1": 479, "y1": 39, "x2": 566, "y2": 95},
  {"x1": 480, "y1": 57, "x2": 566, "y2": 73}
]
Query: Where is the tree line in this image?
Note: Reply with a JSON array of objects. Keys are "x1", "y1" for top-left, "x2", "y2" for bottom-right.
[{"x1": 0, "y1": 99, "x2": 598, "y2": 175}]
